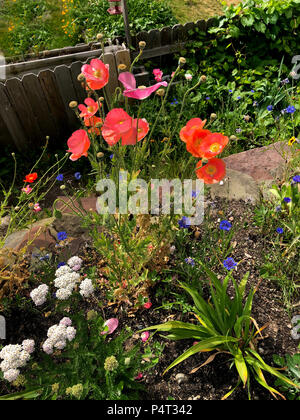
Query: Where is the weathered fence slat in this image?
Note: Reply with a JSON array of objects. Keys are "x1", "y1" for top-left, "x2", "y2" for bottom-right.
[
  {"x1": 70, "y1": 61, "x2": 86, "y2": 105},
  {"x1": 39, "y1": 70, "x2": 69, "y2": 138},
  {"x1": 5, "y1": 78, "x2": 42, "y2": 147},
  {"x1": 54, "y1": 65, "x2": 79, "y2": 128},
  {"x1": 22, "y1": 73, "x2": 59, "y2": 143},
  {"x1": 103, "y1": 52, "x2": 118, "y2": 106},
  {"x1": 0, "y1": 83, "x2": 28, "y2": 151}
]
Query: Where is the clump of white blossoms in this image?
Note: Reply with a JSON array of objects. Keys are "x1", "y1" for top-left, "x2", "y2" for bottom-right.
[
  {"x1": 30, "y1": 284, "x2": 49, "y2": 306},
  {"x1": 42, "y1": 318, "x2": 76, "y2": 355},
  {"x1": 67, "y1": 256, "x2": 83, "y2": 272},
  {"x1": 0, "y1": 340, "x2": 35, "y2": 382},
  {"x1": 54, "y1": 268, "x2": 81, "y2": 301},
  {"x1": 79, "y1": 278, "x2": 94, "y2": 298}
]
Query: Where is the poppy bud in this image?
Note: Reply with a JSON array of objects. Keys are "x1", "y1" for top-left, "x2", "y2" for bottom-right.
[
  {"x1": 69, "y1": 101, "x2": 78, "y2": 109},
  {"x1": 139, "y1": 41, "x2": 146, "y2": 50}
]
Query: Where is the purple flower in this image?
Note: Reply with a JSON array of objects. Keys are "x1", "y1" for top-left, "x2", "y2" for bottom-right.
[
  {"x1": 223, "y1": 257, "x2": 237, "y2": 271},
  {"x1": 276, "y1": 227, "x2": 284, "y2": 234},
  {"x1": 236, "y1": 128, "x2": 242, "y2": 134},
  {"x1": 275, "y1": 205, "x2": 281, "y2": 212},
  {"x1": 292, "y1": 175, "x2": 300, "y2": 183},
  {"x1": 178, "y1": 216, "x2": 191, "y2": 229},
  {"x1": 56, "y1": 174, "x2": 64, "y2": 182},
  {"x1": 185, "y1": 257, "x2": 195, "y2": 266},
  {"x1": 74, "y1": 172, "x2": 81, "y2": 180},
  {"x1": 57, "y1": 231, "x2": 68, "y2": 241},
  {"x1": 219, "y1": 220, "x2": 232, "y2": 231},
  {"x1": 110, "y1": 154, "x2": 114, "y2": 159}
]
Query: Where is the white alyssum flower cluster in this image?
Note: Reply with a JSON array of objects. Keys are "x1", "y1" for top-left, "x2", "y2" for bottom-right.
[
  {"x1": 54, "y1": 265, "x2": 81, "y2": 301},
  {"x1": 67, "y1": 256, "x2": 83, "y2": 272},
  {"x1": 79, "y1": 278, "x2": 94, "y2": 298},
  {"x1": 30, "y1": 284, "x2": 49, "y2": 306},
  {"x1": 0, "y1": 340, "x2": 35, "y2": 382},
  {"x1": 42, "y1": 318, "x2": 76, "y2": 355}
]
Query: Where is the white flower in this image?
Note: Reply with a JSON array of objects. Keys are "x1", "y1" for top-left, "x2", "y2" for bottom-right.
[
  {"x1": 22, "y1": 339, "x2": 35, "y2": 354},
  {"x1": 79, "y1": 278, "x2": 94, "y2": 298},
  {"x1": 56, "y1": 288, "x2": 72, "y2": 301},
  {"x1": 67, "y1": 256, "x2": 83, "y2": 270},
  {"x1": 30, "y1": 284, "x2": 49, "y2": 306},
  {"x1": 59, "y1": 317, "x2": 72, "y2": 327},
  {"x1": 42, "y1": 339, "x2": 54, "y2": 355},
  {"x1": 66, "y1": 327, "x2": 76, "y2": 342},
  {"x1": 55, "y1": 265, "x2": 72, "y2": 277},
  {"x1": 54, "y1": 340, "x2": 67, "y2": 350},
  {"x1": 43, "y1": 319, "x2": 76, "y2": 354},
  {"x1": 4, "y1": 369, "x2": 20, "y2": 382},
  {"x1": 185, "y1": 73, "x2": 193, "y2": 81}
]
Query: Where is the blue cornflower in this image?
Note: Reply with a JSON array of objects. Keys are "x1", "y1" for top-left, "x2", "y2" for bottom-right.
[
  {"x1": 267, "y1": 105, "x2": 273, "y2": 111},
  {"x1": 57, "y1": 231, "x2": 68, "y2": 241},
  {"x1": 292, "y1": 175, "x2": 300, "y2": 183},
  {"x1": 229, "y1": 89, "x2": 233, "y2": 93},
  {"x1": 253, "y1": 101, "x2": 258, "y2": 106},
  {"x1": 275, "y1": 205, "x2": 281, "y2": 212},
  {"x1": 219, "y1": 220, "x2": 232, "y2": 231},
  {"x1": 171, "y1": 98, "x2": 179, "y2": 106},
  {"x1": 178, "y1": 216, "x2": 191, "y2": 229},
  {"x1": 205, "y1": 96, "x2": 210, "y2": 100},
  {"x1": 191, "y1": 190, "x2": 199, "y2": 199},
  {"x1": 237, "y1": 96, "x2": 241, "y2": 100},
  {"x1": 276, "y1": 227, "x2": 284, "y2": 234},
  {"x1": 223, "y1": 257, "x2": 237, "y2": 271},
  {"x1": 285, "y1": 105, "x2": 296, "y2": 114},
  {"x1": 284, "y1": 197, "x2": 291, "y2": 203},
  {"x1": 74, "y1": 172, "x2": 81, "y2": 180},
  {"x1": 251, "y1": 89, "x2": 255, "y2": 93},
  {"x1": 110, "y1": 154, "x2": 114, "y2": 159},
  {"x1": 185, "y1": 257, "x2": 195, "y2": 266},
  {"x1": 57, "y1": 262, "x2": 66, "y2": 268},
  {"x1": 281, "y1": 78, "x2": 289, "y2": 85},
  {"x1": 56, "y1": 174, "x2": 64, "y2": 182}
]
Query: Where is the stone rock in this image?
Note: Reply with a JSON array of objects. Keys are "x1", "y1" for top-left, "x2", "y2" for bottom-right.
[
  {"x1": 223, "y1": 142, "x2": 292, "y2": 183},
  {"x1": 209, "y1": 168, "x2": 260, "y2": 204},
  {"x1": 55, "y1": 196, "x2": 97, "y2": 215},
  {"x1": 175, "y1": 373, "x2": 189, "y2": 385}
]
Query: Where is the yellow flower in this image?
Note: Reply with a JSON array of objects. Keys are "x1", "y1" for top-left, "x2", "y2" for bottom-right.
[{"x1": 288, "y1": 136, "x2": 297, "y2": 146}]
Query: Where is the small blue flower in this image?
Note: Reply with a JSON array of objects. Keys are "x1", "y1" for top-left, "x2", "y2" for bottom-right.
[
  {"x1": 236, "y1": 128, "x2": 242, "y2": 134},
  {"x1": 275, "y1": 205, "x2": 281, "y2": 212},
  {"x1": 251, "y1": 89, "x2": 255, "y2": 93},
  {"x1": 276, "y1": 227, "x2": 284, "y2": 234},
  {"x1": 74, "y1": 172, "x2": 81, "y2": 180},
  {"x1": 229, "y1": 89, "x2": 233, "y2": 93},
  {"x1": 57, "y1": 231, "x2": 68, "y2": 241},
  {"x1": 171, "y1": 98, "x2": 179, "y2": 106},
  {"x1": 178, "y1": 216, "x2": 191, "y2": 229},
  {"x1": 191, "y1": 190, "x2": 199, "y2": 199},
  {"x1": 267, "y1": 105, "x2": 273, "y2": 111},
  {"x1": 219, "y1": 220, "x2": 232, "y2": 231},
  {"x1": 185, "y1": 257, "x2": 195, "y2": 266},
  {"x1": 285, "y1": 105, "x2": 296, "y2": 114},
  {"x1": 237, "y1": 96, "x2": 241, "y2": 100},
  {"x1": 292, "y1": 175, "x2": 300, "y2": 183},
  {"x1": 253, "y1": 101, "x2": 258, "y2": 107},
  {"x1": 281, "y1": 78, "x2": 289, "y2": 85},
  {"x1": 110, "y1": 154, "x2": 114, "y2": 159},
  {"x1": 56, "y1": 174, "x2": 64, "y2": 182},
  {"x1": 205, "y1": 96, "x2": 210, "y2": 100},
  {"x1": 223, "y1": 257, "x2": 237, "y2": 271},
  {"x1": 284, "y1": 197, "x2": 291, "y2": 203},
  {"x1": 57, "y1": 262, "x2": 66, "y2": 268}
]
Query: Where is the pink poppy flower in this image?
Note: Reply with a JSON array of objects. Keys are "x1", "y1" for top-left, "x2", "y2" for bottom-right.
[
  {"x1": 22, "y1": 185, "x2": 32, "y2": 195},
  {"x1": 101, "y1": 318, "x2": 119, "y2": 335},
  {"x1": 103, "y1": 108, "x2": 133, "y2": 134},
  {"x1": 67, "y1": 129, "x2": 91, "y2": 161},
  {"x1": 81, "y1": 59, "x2": 109, "y2": 91},
  {"x1": 78, "y1": 98, "x2": 99, "y2": 118},
  {"x1": 121, "y1": 118, "x2": 149, "y2": 145},
  {"x1": 144, "y1": 302, "x2": 152, "y2": 309},
  {"x1": 119, "y1": 72, "x2": 168, "y2": 100},
  {"x1": 153, "y1": 68, "x2": 163, "y2": 82},
  {"x1": 33, "y1": 203, "x2": 41, "y2": 212},
  {"x1": 141, "y1": 331, "x2": 150, "y2": 342}
]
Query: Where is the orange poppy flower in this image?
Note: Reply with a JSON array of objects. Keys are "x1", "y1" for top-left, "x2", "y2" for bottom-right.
[
  {"x1": 180, "y1": 118, "x2": 207, "y2": 143},
  {"x1": 24, "y1": 173, "x2": 38, "y2": 183},
  {"x1": 81, "y1": 59, "x2": 109, "y2": 91},
  {"x1": 67, "y1": 129, "x2": 91, "y2": 161},
  {"x1": 192, "y1": 132, "x2": 229, "y2": 159},
  {"x1": 195, "y1": 158, "x2": 226, "y2": 184},
  {"x1": 84, "y1": 116, "x2": 103, "y2": 135},
  {"x1": 78, "y1": 98, "x2": 99, "y2": 118},
  {"x1": 186, "y1": 128, "x2": 212, "y2": 157}
]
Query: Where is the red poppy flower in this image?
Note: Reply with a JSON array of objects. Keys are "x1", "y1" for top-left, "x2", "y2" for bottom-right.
[
  {"x1": 67, "y1": 129, "x2": 91, "y2": 161},
  {"x1": 78, "y1": 98, "x2": 99, "y2": 118},
  {"x1": 180, "y1": 118, "x2": 207, "y2": 143},
  {"x1": 195, "y1": 158, "x2": 226, "y2": 184},
  {"x1": 84, "y1": 116, "x2": 103, "y2": 135},
  {"x1": 192, "y1": 132, "x2": 229, "y2": 159},
  {"x1": 186, "y1": 128, "x2": 212, "y2": 157},
  {"x1": 81, "y1": 59, "x2": 109, "y2": 91},
  {"x1": 24, "y1": 173, "x2": 38, "y2": 183}
]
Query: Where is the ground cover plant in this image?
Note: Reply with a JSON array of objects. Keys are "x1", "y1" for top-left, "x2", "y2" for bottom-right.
[{"x1": 0, "y1": 0, "x2": 300, "y2": 403}]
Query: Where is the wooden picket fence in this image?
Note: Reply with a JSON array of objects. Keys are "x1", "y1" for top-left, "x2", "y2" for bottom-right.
[{"x1": 0, "y1": 18, "x2": 218, "y2": 151}]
